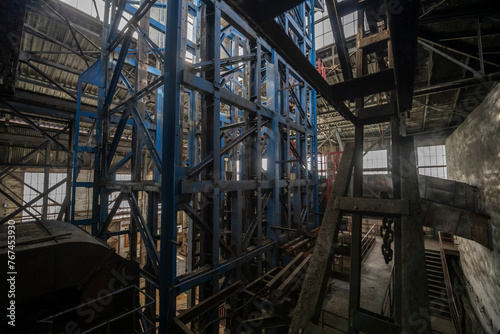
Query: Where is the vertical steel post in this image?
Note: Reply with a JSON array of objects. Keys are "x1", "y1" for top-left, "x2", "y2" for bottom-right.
[
  {"x1": 255, "y1": 42, "x2": 263, "y2": 275},
  {"x1": 130, "y1": 0, "x2": 150, "y2": 263},
  {"x1": 310, "y1": 2, "x2": 319, "y2": 227},
  {"x1": 199, "y1": 4, "x2": 210, "y2": 297},
  {"x1": 348, "y1": 11, "x2": 365, "y2": 332},
  {"x1": 266, "y1": 54, "x2": 280, "y2": 268},
  {"x1": 391, "y1": 109, "x2": 403, "y2": 327},
  {"x1": 71, "y1": 81, "x2": 83, "y2": 224},
  {"x1": 63, "y1": 120, "x2": 74, "y2": 222},
  {"x1": 348, "y1": 125, "x2": 364, "y2": 334},
  {"x1": 311, "y1": 88, "x2": 319, "y2": 227},
  {"x1": 42, "y1": 143, "x2": 51, "y2": 220},
  {"x1": 160, "y1": 0, "x2": 183, "y2": 330},
  {"x1": 92, "y1": 0, "x2": 110, "y2": 236},
  {"x1": 210, "y1": 5, "x2": 222, "y2": 331},
  {"x1": 400, "y1": 136, "x2": 431, "y2": 333},
  {"x1": 477, "y1": 18, "x2": 485, "y2": 75}
]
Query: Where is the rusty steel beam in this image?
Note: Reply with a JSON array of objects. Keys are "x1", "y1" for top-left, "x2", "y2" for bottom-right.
[
  {"x1": 413, "y1": 71, "x2": 500, "y2": 97},
  {"x1": 266, "y1": 252, "x2": 305, "y2": 290},
  {"x1": 330, "y1": 69, "x2": 396, "y2": 101},
  {"x1": 221, "y1": 0, "x2": 306, "y2": 24},
  {"x1": 399, "y1": 136, "x2": 431, "y2": 333},
  {"x1": 388, "y1": 0, "x2": 420, "y2": 113},
  {"x1": 174, "y1": 281, "x2": 243, "y2": 325},
  {"x1": 277, "y1": 254, "x2": 312, "y2": 295},
  {"x1": 326, "y1": 0, "x2": 354, "y2": 81}
]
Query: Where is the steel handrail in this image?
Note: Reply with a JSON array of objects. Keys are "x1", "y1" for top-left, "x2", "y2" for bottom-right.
[
  {"x1": 38, "y1": 285, "x2": 156, "y2": 334},
  {"x1": 360, "y1": 222, "x2": 377, "y2": 261},
  {"x1": 379, "y1": 264, "x2": 395, "y2": 317},
  {"x1": 438, "y1": 231, "x2": 462, "y2": 334}
]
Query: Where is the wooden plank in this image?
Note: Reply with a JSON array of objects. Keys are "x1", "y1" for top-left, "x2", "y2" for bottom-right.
[{"x1": 290, "y1": 142, "x2": 355, "y2": 332}]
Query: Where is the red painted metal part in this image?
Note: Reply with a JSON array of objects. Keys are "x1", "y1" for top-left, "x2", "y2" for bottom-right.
[
  {"x1": 316, "y1": 57, "x2": 327, "y2": 80},
  {"x1": 318, "y1": 151, "x2": 343, "y2": 202}
]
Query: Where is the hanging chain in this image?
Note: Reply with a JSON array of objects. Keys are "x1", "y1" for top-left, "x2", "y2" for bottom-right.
[{"x1": 380, "y1": 217, "x2": 395, "y2": 264}]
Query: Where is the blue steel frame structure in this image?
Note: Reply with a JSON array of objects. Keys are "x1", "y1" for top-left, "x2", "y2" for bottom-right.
[{"x1": 70, "y1": 0, "x2": 321, "y2": 331}]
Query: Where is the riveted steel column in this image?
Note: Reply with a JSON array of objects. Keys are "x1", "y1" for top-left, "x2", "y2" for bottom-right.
[{"x1": 160, "y1": 0, "x2": 183, "y2": 330}]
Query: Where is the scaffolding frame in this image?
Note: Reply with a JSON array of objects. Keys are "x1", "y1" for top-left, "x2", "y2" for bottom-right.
[{"x1": 68, "y1": 0, "x2": 320, "y2": 330}]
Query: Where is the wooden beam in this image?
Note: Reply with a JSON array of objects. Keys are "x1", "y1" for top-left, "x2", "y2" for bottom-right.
[
  {"x1": 290, "y1": 142, "x2": 355, "y2": 332},
  {"x1": 360, "y1": 29, "x2": 390, "y2": 53}
]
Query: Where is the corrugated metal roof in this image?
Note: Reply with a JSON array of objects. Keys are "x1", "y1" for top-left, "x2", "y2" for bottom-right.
[
  {"x1": 315, "y1": 0, "x2": 500, "y2": 146},
  {"x1": 15, "y1": 0, "x2": 135, "y2": 107}
]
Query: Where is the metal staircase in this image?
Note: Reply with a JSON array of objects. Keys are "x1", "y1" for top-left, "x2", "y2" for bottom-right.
[{"x1": 425, "y1": 249, "x2": 451, "y2": 320}]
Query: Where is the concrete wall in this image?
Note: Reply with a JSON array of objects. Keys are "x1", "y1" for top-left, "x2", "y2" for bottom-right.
[{"x1": 446, "y1": 84, "x2": 500, "y2": 333}]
